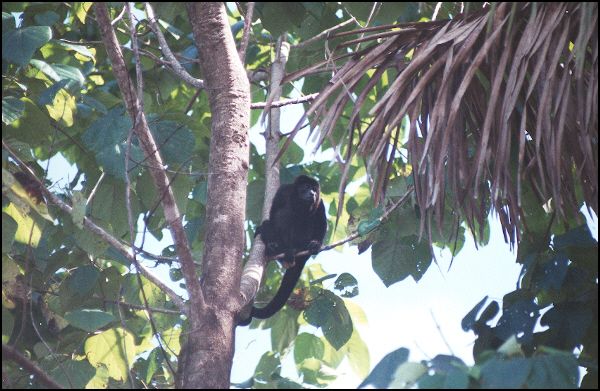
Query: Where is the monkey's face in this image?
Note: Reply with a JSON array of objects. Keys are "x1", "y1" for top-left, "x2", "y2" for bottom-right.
[{"x1": 295, "y1": 179, "x2": 320, "y2": 211}]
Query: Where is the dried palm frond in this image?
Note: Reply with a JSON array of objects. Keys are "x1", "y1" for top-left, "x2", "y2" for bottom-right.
[{"x1": 286, "y1": 2, "x2": 598, "y2": 246}]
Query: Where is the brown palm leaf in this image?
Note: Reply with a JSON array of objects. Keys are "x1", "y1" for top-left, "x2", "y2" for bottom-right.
[{"x1": 286, "y1": 2, "x2": 597, "y2": 246}]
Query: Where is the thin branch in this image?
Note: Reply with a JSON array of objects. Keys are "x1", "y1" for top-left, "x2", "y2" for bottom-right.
[
  {"x1": 292, "y1": 17, "x2": 357, "y2": 49},
  {"x1": 238, "y1": 2, "x2": 254, "y2": 64},
  {"x1": 250, "y1": 93, "x2": 319, "y2": 109},
  {"x1": 95, "y1": 3, "x2": 203, "y2": 312},
  {"x1": 2, "y1": 141, "x2": 186, "y2": 312},
  {"x1": 144, "y1": 2, "x2": 204, "y2": 89},
  {"x1": 2, "y1": 344, "x2": 63, "y2": 389},
  {"x1": 124, "y1": 4, "x2": 176, "y2": 379},
  {"x1": 103, "y1": 299, "x2": 181, "y2": 314},
  {"x1": 430, "y1": 309, "x2": 456, "y2": 356}
]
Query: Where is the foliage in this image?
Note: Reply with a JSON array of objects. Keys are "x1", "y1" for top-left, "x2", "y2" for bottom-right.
[{"x1": 2, "y1": 2, "x2": 596, "y2": 389}]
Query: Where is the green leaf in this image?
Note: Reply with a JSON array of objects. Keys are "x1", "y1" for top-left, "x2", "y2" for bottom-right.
[
  {"x1": 148, "y1": 119, "x2": 195, "y2": 165},
  {"x1": 50, "y1": 63, "x2": 86, "y2": 89},
  {"x1": 345, "y1": 329, "x2": 370, "y2": 378},
  {"x1": 359, "y1": 347, "x2": 410, "y2": 388},
  {"x1": 48, "y1": 359, "x2": 96, "y2": 389},
  {"x1": 2, "y1": 97, "x2": 25, "y2": 124},
  {"x1": 254, "y1": 351, "x2": 281, "y2": 382},
  {"x1": 246, "y1": 179, "x2": 265, "y2": 224},
  {"x1": 33, "y1": 10, "x2": 60, "y2": 26},
  {"x1": 122, "y1": 274, "x2": 166, "y2": 308},
  {"x1": 2, "y1": 26, "x2": 52, "y2": 65},
  {"x1": 270, "y1": 309, "x2": 299, "y2": 352},
  {"x1": 527, "y1": 350, "x2": 579, "y2": 388},
  {"x1": 56, "y1": 40, "x2": 95, "y2": 59},
  {"x1": 390, "y1": 361, "x2": 427, "y2": 388},
  {"x1": 138, "y1": 348, "x2": 163, "y2": 384},
  {"x1": 479, "y1": 357, "x2": 531, "y2": 388},
  {"x1": 258, "y1": 3, "x2": 306, "y2": 36},
  {"x1": 358, "y1": 219, "x2": 380, "y2": 235},
  {"x1": 74, "y1": 2, "x2": 93, "y2": 24},
  {"x1": 3, "y1": 203, "x2": 42, "y2": 247},
  {"x1": 9, "y1": 97, "x2": 52, "y2": 143},
  {"x1": 461, "y1": 296, "x2": 489, "y2": 331},
  {"x1": 304, "y1": 290, "x2": 353, "y2": 350},
  {"x1": 333, "y1": 273, "x2": 358, "y2": 298},
  {"x1": 2, "y1": 213, "x2": 18, "y2": 251},
  {"x1": 294, "y1": 333, "x2": 325, "y2": 364},
  {"x1": 372, "y1": 233, "x2": 432, "y2": 286},
  {"x1": 85, "y1": 328, "x2": 135, "y2": 381},
  {"x1": 2, "y1": 12, "x2": 16, "y2": 34},
  {"x1": 66, "y1": 265, "x2": 100, "y2": 297},
  {"x1": 71, "y1": 191, "x2": 87, "y2": 229},
  {"x1": 2, "y1": 308, "x2": 14, "y2": 344},
  {"x1": 64, "y1": 309, "x2": 115, "y2": 332},
  {"x1": 443, "y1": 367, "x2": 470, "y2": 388}
]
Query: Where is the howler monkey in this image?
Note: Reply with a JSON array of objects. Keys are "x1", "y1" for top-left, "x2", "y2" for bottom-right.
[{"x1": 240, "y1": 175, "x2": 327, "y2": 325}]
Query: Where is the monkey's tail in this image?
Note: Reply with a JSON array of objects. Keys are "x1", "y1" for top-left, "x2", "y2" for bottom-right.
[{"x1": 239, "y1": 257, "x2": 307, "y2": 326}]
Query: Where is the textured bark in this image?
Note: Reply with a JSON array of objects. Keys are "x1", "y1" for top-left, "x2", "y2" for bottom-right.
[{"x1": 180, "y1": 3, "x2": 250, "y2": 389}]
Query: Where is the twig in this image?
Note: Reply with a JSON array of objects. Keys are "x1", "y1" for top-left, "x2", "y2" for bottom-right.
[
  {"x1": 250, "y1": 93, "x2": 319, "y2": 109},
  {"x1": 144, "y1": 3, "x2": 204, "y2": 89},
  {"x1": 2, "y1": 344, "x2": 63, "y2": 389},
  {"x1": 430, "y1": 309, "x2": 456, "y2": 356},
  {"x1": 238, "y1": 2, "x2": 254, "y2": 64},
  {"x1": 292, "y1": 17, "x2": 357, "y2": 49}
]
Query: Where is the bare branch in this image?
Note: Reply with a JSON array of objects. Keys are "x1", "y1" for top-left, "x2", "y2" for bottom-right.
[
  {"x1": 125, "y1": 4, "x2": 177, "y2": 378},
  {"x1": 250, "y1": 93, "x2": 319, "y2": 109},
  {"x1": 144, "y1": 2, "x2": 204, "y2": 89},
  {"x1": 2, "y1": 344, "x2": 63, "y2": 389},
  {"x1": 292, "y1": 17, "x2": 357, "y2": 49},
  {"x1": 95, "y1": 3, "x2": 204, "y2": 312},
  {"x1": 238, "y1": 2, "x2": 254, "y2": 64},
  {"x1": 239, "y1": 36, "x2": 288, "y2": 310}
]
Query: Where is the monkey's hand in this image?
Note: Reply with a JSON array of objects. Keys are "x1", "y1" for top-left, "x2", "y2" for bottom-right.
[
  {"x1": 307, "y1": 240, "x2": 322, "y2": 255},
  {"x1": 280, "y1": 250, "x2": 296, "y2": 269}
]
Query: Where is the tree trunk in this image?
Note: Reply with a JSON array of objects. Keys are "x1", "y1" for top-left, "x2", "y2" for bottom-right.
[{"x1": 179, "y1": 3, "x2": 250, "y2": 388}]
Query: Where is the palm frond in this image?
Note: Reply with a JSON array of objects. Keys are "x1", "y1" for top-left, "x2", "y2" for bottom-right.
[{"x1": 291, "y1": 2, "x2": 598, "y2": 246}]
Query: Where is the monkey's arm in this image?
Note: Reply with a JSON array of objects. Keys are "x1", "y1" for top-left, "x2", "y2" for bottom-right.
[{"x1": 307, "y1": 201, "x2": 327, "y2": 254}]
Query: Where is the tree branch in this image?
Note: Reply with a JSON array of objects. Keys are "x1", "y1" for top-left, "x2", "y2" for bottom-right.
[
  {"x1": 237, "y1": 2, "x2": 254, "y2": 64},
  {"x1": 3, "y1": 141, "x2": 186, "y2": 312},
  {"x1": 250, "y1": 93, "x2": 319, "y2": 109},
  {"x1": 2, "y1": 344, "x2": 63, "y2": 389},
  {"x1": 239, "y1": 36, "x2": 288, "y2": 310},
  {"x1": 95, "y1": 3, "x2": 204, "y2": 312},
  {"x1": 144, "y1": 3, "x2": 204, "y2": 89}
]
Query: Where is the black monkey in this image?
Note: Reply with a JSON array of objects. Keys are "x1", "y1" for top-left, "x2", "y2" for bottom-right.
[{"x1": 239, "y1": 175, "x2": 327, "y2": 325}]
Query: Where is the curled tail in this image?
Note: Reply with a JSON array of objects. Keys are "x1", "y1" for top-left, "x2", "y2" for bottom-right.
[{"x1": 238, "y1": 258, "x2": 306, "y2": 326}]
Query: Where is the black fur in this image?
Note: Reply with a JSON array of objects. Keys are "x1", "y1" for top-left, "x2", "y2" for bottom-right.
[{"x1": 240, "y1": 175, "x2": 327, "y2": 325}]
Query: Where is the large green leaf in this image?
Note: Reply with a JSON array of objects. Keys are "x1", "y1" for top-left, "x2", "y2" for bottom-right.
[
  {"x1": 372, "y1": 232, "x2": 432, "y2": 286},
  {"x1": 304, "y1": 290, "x2": 352, "y2": 350},
  {"x1": 2, "y1": 26, "x2": 51, "y2": 65}
]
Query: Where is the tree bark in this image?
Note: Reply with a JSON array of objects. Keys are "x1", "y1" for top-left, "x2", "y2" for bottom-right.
[{"x1": 180, "y1": 3, "x2": 250, "y2": 388}]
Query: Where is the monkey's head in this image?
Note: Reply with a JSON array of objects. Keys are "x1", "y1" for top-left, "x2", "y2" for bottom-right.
[{"x1": 293, "y1": 175, "x2": 321, "y2": 212}]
